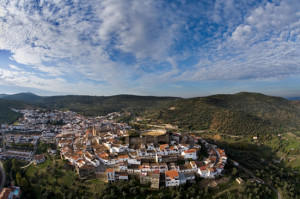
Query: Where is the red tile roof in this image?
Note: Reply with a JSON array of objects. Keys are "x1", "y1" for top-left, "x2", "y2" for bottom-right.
[
  {"x1": 106, "y1": 168, "x2": 115, "y2": 173},
  {"x1": 184, "y1": 149, "x2": 196, "y2": 153},
  {"x1": 165, "y1": 170, "x2": 179, "y2": 179}
]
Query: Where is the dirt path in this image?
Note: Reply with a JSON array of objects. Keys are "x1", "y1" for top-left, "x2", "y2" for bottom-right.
[{"x1": 20, "y1": 161, "x2": 33, "y2": 169}]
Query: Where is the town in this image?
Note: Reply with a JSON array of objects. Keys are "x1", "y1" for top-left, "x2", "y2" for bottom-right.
[{"x1": 0, "y1": 108, "x2": 228, "y2": 196}]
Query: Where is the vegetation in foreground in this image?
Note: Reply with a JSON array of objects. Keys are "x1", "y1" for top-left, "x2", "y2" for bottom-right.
[{"x1": 2, "y1": 156, "x2": 275, "y2": 199}]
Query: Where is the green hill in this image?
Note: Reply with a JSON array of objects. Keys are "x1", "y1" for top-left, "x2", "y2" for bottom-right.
[
  {"x1": 0, "y1": 93, "x2": 180, "y2": 117},
  {"x1": 141, "y1": 92, "x2": 300, "y2": 135},
  {"x1": 0, "y1": 99, "x2": 32, "y2": 124},
  {"x1": 36, "y1": 95, "x2": 180, "y2": 116}
]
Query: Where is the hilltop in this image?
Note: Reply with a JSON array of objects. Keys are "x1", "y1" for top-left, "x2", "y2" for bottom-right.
[
  {"x1": 140, "y1": 92, "x2": 300, "y2": 135},
  {"x1": 0, "y1": 92, "x2": 42, "y2": 103}
]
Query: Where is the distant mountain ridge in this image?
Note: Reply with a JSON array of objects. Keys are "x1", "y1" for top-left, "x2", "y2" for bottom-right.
[
  {"x1": 0, "y1": 94, "x2": 8, "y2": 98},
  {"x1": 0, "y1": 92, "x2": 42, "y2": 103},
  {"x1": 288, "y1": 97, "x2": 300, "y2": 101}
]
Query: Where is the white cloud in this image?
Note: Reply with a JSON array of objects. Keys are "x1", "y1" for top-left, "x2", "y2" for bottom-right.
[
  {"x1": 0, "y1": 67, "x2": 114, "y2": 95},
  {"x1": 9, "y1": 64, "x2": 22, "y2": 71},
  {"x1": 231, "y1": 25, "x2": 253, "y2": 44},
  {"x1": 0, "y1": 0, "x2": 299, "y2": 96},
  {"x1": 179, "y1": 0, "x2": 300, "y2": 82},
  {"x1": 0, "y1": 0, "x2": 187, "y2": 95}
]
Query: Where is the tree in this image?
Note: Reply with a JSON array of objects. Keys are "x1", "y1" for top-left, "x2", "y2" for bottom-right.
[
  {"x1": 158, "y1": 192, "x2": 165, "y2": 199},
  {"x1": 146, "y1": 195, "x2": 153, "y2": 199},
  {"x1": 16, "y1": 172, "x2": 22, "y2": 186},
  {"x1": 12, "y1": 159, "x2": 18, "y2": 172},
  {"x1": 232, "y1": 167, "x2": 238, "y2": 176},
  {"x1": 205, "y1": 187, "x2": 209, "y2": 196},
  {"x1": 122, "y1": 191, "x2": 127, "y2": 199},
  {"x1": 21, "y1": 178, "x2": 29, "y2": 192}
]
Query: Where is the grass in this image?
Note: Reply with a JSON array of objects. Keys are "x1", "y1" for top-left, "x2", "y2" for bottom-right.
[
  {"x1": 25, "y1": 164, "x2": 37, "y2": 177},
  {"x1": 196, "y1": 130, "x2": 300, "y2": 168},
  {"x1": 287, "y1": 155, "x2": 300, "y2": 168},
  {"x1": 59, "y1": 170, "x2": 76, "y2": 186},
  {"x1": 25, "y1": 156, "x2": 52, "y2": 177},
  {"x1": 37, "y1": 157, "x2": 52, "y2": 169},
  {"x1": 282, "y1": 132, "x2": 300, "y2": 150},
  {"x1": 86, "y1": 178, "x2": 106, "y2": 185},
  {"x1": 22, "y1": 156, "x2": 109, "y2": 198},
  {"x1": 141, "y1": 131, "x2": 166, "y2": 136}
]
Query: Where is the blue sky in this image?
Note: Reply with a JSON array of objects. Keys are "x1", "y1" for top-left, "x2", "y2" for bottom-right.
[{"x1": 0, "y1": 0, "x2": 300, "y2": 97}]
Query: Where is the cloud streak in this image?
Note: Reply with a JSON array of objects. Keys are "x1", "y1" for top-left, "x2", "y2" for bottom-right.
[{"x1": 0, "y1": 0, "x2": 299, "y2": 96}]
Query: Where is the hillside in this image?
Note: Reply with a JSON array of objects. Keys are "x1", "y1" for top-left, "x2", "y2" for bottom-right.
[
  {"x1": 38, "y1": 95, "x2": 180, "y2": 116},
  {"x1": 0, "y1": 100, "x2": 32, "y2": 124},
  {"x1": 0, "y1": 93, "x2": 180, "y2": 117},
  {"x1": 141, "y1": 92, "x2": 300, "y2": 135}
]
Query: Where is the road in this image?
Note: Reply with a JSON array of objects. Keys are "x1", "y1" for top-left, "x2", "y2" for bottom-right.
[
  {"x1": 0, "y1": 161, "x2": 6, "y2": 192},
  {"x1": 20, "y1": 161, "x2": 33, "y2": 169},
  {"x1": 230, "y1": 159, "x2": 282, "y2": 199}
]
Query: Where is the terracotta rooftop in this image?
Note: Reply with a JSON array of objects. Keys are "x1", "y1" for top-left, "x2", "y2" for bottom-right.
[
  {"x1": 106, "y1": 168, "x2": 115, "y2": 173},
  {"x1": 118, "y1": 155, "x2": 129, "y2": 159},
  {"x1": 159, "y1": 144, "x2": 169, "y2": 151},
  {"x1": 184, "y1": 149, "x2": 196, "y2": 153},
  {"x1": 165, "y1": 170, "x2": 179, "y2": 179}
]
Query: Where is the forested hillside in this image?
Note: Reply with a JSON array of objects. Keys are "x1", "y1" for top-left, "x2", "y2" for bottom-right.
[
  {"x1": 0, "y1": 100, "x2": 31, "y2": 124},
  {"x1": 0, "y1": 93, "x2": 179, "y2": 117},
  {"x1": 40, "y1": 95, "x2": 178, "y2": 116},
  {"x1": 141, "y1": 92, "x2": 300, "y2": 135}
]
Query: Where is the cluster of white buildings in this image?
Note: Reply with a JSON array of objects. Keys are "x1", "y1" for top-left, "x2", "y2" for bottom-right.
[
  {"x1": 1, "y1": 109, "x2": 76, "y2": 133},
  {"x1": 0, "y1": 109, "x2": 127, "y2": 162},
  {"x1": 57, "y1": 121, "x2": 227, "y2": 189},
  {"x1": 4, "y1": 134, "x2": 40, "y2": 146},
  {"x1": 3, "y1": 149, "x2": 33, "y2": 161},
  {"x1": 0, "y1": 134, "x2": 40, "y2": 161},
  {"x1": 197, "y1": 138, "x2": 227, "y2": 178},
  {"x1": 0, "y1": 108, "x2": 228, "y2": 189}
]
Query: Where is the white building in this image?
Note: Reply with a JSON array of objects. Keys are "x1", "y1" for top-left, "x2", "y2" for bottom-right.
[
  {"x1": 181, "y1": 149, "x2": 197, "y2": 160},
  {"x1": 106, "y1": 168, "x2": 115, "y2": 182},
  {"x1": 165, "y1": 170, "x2": 180, "y2": 187}
]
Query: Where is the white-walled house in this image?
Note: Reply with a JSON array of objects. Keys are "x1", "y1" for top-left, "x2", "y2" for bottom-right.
[
  {"x1": 165, "y1": 170, "x2": 180, "y2": 187},
  {"x1": 106, "y1": 168, "x2": 115, "y2": 182},
  {"x1": 181, "y1": 149, "x2": 197, "y2": 160},
  {"x1": 198, "y1": 166, "x2": 208, "y2": 178}
]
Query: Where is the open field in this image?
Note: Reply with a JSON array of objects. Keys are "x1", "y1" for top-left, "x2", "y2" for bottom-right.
[{"x1": 141, "y1": 130, "x2": 166, "y2": 136}]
